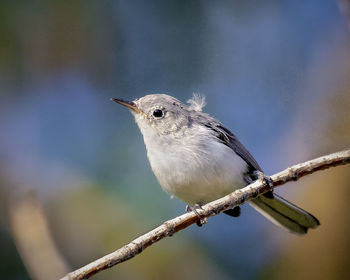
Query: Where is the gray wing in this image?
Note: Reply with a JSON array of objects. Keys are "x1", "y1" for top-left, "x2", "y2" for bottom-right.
[
  {"x1": 201, "y1": 121, "x2": 262, "y2": 172},
  {"x1": 195, "y1": 114, "x2": 274, "y2": 206}
]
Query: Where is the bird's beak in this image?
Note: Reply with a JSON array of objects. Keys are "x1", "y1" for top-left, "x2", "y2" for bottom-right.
[{"x1": 110, "y1": 97, "x2": 145, "y2": 115}]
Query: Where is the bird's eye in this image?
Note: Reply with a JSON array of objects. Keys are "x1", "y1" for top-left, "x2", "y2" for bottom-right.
[{"x1": 153, "y1": 109, "x2": 164, "y2": 118}]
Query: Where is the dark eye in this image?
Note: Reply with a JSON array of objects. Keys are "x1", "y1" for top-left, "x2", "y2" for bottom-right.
[{"x1": 153, "y1": 109, "x2": 164, "y2": 118}]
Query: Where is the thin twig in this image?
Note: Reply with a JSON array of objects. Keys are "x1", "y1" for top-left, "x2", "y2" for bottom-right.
[
  {"x1": 61, "y1": 149, "x2": 350, "y2": 280},
  {"x1": 338, "y1": 0, "x2": 350, "y2": 30},
  {"x1": 9, "y1": 191, "x2": 70, "y2": 280}
]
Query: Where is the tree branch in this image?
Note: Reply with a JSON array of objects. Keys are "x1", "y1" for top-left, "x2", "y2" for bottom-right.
[{"x1": 61, "y1": 149, "x2": 350, "y2": 280}]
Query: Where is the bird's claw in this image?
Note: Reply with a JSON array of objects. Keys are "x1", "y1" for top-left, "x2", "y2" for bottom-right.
[
  {"x1": 186, "y1": 204, "x2": 207, "y2": 227},
  {"x1": 254, "y1": 170, "x2": 273, "y2": 190}
]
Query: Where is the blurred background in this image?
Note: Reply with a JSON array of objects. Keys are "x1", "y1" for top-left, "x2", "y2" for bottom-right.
[{"x1": 1, "y1": 0, "x2": 350, "y2": 279}]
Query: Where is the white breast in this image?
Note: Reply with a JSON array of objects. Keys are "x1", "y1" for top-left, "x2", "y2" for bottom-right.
[{"x1": 137, "y1": 120, "x2": 248, "y2": 205}]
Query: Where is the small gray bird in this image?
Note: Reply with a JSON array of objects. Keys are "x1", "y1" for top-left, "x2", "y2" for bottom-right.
[{"x1": 111, "y1": 93, "x2": 319, "y2": 234}]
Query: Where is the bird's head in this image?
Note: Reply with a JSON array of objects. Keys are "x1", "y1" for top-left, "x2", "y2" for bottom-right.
[{"x1": 111, "y1": 93, "x2": 206, "y2": 136}]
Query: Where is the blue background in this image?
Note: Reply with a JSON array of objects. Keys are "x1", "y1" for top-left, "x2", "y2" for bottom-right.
[{"x1": 1, "y1": 1, "x2": 350, "y2": 279}]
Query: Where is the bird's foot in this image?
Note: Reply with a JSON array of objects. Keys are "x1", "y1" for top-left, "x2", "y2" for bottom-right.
[
  {"x1": 186, "y1": 204, "x2": 208, "y2": 227},
  {"x1": 253, "y1": 170, "x2": 274, "y2": 199},
  {"x1": 254, "y1": 170, "x2": 273, "y2": 190}
]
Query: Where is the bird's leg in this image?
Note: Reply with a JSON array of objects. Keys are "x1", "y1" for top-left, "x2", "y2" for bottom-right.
[
  {"x1": 186, "y1": 204, "x2": 208, "y2": 227},
  {"x1": 185, "y1": 205, "x2": 192, "y2": 213},
  {"x1": 253, "y1": 170, "x2": 274, "y2": 198}
]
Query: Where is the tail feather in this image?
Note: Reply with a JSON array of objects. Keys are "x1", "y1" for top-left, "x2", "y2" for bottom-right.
[{"x1": 249, "y1": 194, "x2": 320, "y2": 234}]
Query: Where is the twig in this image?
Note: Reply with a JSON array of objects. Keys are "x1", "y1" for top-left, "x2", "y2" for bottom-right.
[
  {"x1": 338, "y1": 0, "x2": 350, "y2": 30},
  {"x1": 61, "y1": 149, "x2": 350, "y2": 280},
  {"x1": 9, "y1": 191, "x2": 70, "y2": 280}
]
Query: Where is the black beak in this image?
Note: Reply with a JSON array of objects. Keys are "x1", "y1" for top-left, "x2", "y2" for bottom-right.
[{"x1": 110, "y1": 98, "x2": 142, "y2": 114}]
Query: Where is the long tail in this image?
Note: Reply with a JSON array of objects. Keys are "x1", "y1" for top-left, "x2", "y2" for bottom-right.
[{"x1": 249, "y1": 194, "x2": 320, "y2": 234}]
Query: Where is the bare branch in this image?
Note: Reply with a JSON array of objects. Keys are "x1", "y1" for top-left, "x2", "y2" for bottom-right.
[
  {"x1": 61, "y1": 149, "x2": 350, "y2": 280},
  {"x1": 9, "y1": 191, "x2": 70, "y2": 280},
  {"x1": 338, "y1": 0, "x2": 350, "y2": 30}
]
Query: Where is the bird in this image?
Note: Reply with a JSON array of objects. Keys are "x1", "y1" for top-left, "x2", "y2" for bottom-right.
[{"x1": 111, "y1": 93, "x2": 319, "y2": 234}]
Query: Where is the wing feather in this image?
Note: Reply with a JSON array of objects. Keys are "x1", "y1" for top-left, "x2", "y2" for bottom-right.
[{"x1": 201, "y1": 121, "x2": 262, "y2": 172}]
